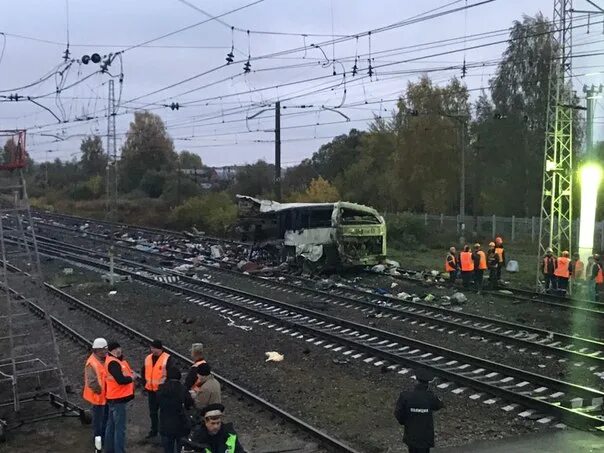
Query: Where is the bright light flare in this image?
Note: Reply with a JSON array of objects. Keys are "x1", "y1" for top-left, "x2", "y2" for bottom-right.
[{"x1": 578, "y1": 163, "x2": 603, "y2": 262}]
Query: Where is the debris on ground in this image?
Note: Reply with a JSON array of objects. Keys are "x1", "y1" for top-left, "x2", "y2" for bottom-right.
[
  {"x1": 210, "y1": 245, "x2": 224, "y2": 259},
  {"x1": 173, "y1": 263, "x2": 195, "y2": 273},
  {"x1": 219, "y1": 314, "x2": 253, "y2": 331},
  {"x1": 265, "y1": 351, "x2": 284, "y2": 362},
  {"x1": 108, "y1": 290, "x2": 117, "y2": 296},
  {"x1": 390, "y1": 282, "x2": 398, "y2": 289},
  {"x1": 62, "y1": 267, "x2": 74, "y2": 275},
  {"x1": 371, "y1": 264, "x2": 386, "y2": 273},
  {"x1": 424, "y1": 294, "x2": 435, "y2": 302},
  {"x1": 430, "y1": 270, "x2": 440, "y2": 277},
  {"x1": 506, "y1": 260, "x2": 519, "y2": 272},
  {"x1": 396, "y1": 292, "x2": 411, "y2": 300},
  {"x1": 333, "y1": 358, "x2": 350, "y2": 365},
  {"x1": 498, "y1": 289, "x2": 514, "y2": 295},
  {"x1": 451, "y1": 292, "x2": 467, "y2": 304}
]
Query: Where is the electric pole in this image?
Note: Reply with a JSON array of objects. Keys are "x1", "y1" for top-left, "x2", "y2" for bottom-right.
[
  {"x1": 275, "y1": 101, "x2": 282, "y2": 202},
  {"x1": 106, "y1": 79, "x2": 118, "y2": 286},
  {"x1": 459, "y1": 119, "x2": 466, "y2": 244}
]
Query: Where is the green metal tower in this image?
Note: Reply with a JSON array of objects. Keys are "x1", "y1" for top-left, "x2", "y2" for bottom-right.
[{"x1": 536, "y1": 0, "x2": 574, "y2": 290}]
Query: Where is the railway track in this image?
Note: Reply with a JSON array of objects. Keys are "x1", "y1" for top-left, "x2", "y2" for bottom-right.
[
  {"x1": 29, "y1": 211, "x2": 604, "y2": 316},
  {"x1": 13, "y1": 237, "x2": 604, "y2": 432},
  {"x1": 22, "y1": 229, "x2": 604, "y2": 371},
  {"x1": 5, "y1": 262, "x2": 359, "y2": 453}
]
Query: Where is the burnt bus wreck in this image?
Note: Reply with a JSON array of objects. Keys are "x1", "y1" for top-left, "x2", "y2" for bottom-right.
[{"x1": 236, "y1": 195, "x2": 387, "y2": 269}]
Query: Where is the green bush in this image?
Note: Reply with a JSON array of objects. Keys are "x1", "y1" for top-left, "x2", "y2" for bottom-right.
[
  {"x1": 161, "y1": 177, "x2": 201, "y2": 205},
  {"x1": 169, "y1": 192, "x2": 237, "y2": 235},
  {"x1": 138, "y1": 170, "x2": 166, "y2": 198},
  {"x1": 384, "y1": 212, "x2": 428, "y2": 249},
  {"x1": 70, "y1": 182, "x2": 95, "y2": 200}
]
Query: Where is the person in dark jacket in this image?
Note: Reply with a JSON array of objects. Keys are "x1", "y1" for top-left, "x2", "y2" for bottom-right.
[
  {"x1": 394, "y1": 369, "x2": 443, "y2": 453},
  {"x1": 541, "y1": 247, "x2": 557, "y2": 293},
  {"x1": 141, "y1": 339, "x2": 176, "y2": 439},
  {"x1": 157, "y1": 366, "x2": 194, "y2": 453},
  {"x1": 486, "y1": 242, "x2": 499, "y2": 290},
  {"x1": 182, "y1": 404, "x2": 246, "y2": 453},
  {"x1": 184, "y1": 343, "x2": 207, "y2": 392}
]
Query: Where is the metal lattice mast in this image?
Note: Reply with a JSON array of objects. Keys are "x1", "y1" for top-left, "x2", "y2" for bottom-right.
[{"x1": 536, "y1": 0, "x2": 574, "y2": 290}]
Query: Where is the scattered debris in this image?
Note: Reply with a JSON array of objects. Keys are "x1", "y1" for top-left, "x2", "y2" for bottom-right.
[
  {"x1": 332, "y1": 358, "x2": 350, "y2": 365},
  {"x1": 498, "y1": 290, "x2": 514, "y2": 295},
  {"x1": 210, "y1": 245, "x2": 224, "y2": 259},
  {"x1": 424, "y1": 294, "x2": 435, "y2": 302},
  {"x1": 506, "y1": 260, "x2": 519, "y2": 273},
  {"x1": 108, "y1": 290, "x2": 117, "y2": 296},
  {"x1": 173, "y1": 263, "x2": 194, "y2": 273},
  {"x1": 390, "y1": 282, "x2": 398, "y2": 289},
  {"x1": 265, "y1": 351, "x2": 284, "y2": 362},
  {"x1": 396, "y1": 292, "x2": 410, "y2": 300},
  {"x1": 451, "y1": 292, "x2": 467, "y2": 304},
  {"x1": 62, "y1": 267, "x2": 74, "y2": 275},
  {"x1": 219, "y1": 314, "x2": 252, "y2": 331},
  {"x1": 371, "y1": 264, "x2": 386, "y2": 273},
  {"x1": 430, "y1": 270, "x2": 440, "y2": 277},
  {"x1": 182, "y1": 317, "x2": 194, "y2": 324}
]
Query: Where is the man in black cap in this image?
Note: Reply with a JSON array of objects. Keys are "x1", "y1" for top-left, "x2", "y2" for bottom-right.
[
  {"x1": 141, "y1": 339, "x2": 175, "y2": 439},
  {"x1": 394, "y1": 368, "x2": 443, "y2": 453},
  {"x1": 182, "y1": 403, "x2": 246, "y2": 453}
]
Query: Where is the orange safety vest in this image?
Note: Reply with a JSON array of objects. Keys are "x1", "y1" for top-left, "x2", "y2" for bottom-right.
[
  {"x1": 476, "y1": 251, "x2": 487, "y2": 270},
  {"x1": 596, "y1": 265, "x2": 604, "y2": 284},
  {"x1": 554, "y1": 257, "x2": 570, "y2": 278},
  {"x1": 445, "y1": 254, "x2": 456, "y2": 272},
  {"x1": 572, "y1": 260, "x2": 584, "y2": 280},
  {"x1": 83, "y1": 354, "x2": 106, "y2": 406},
  {"x1": 105, "y1": 355, "x2": 134, "y2": 400},
  {"x1": 144, "y1": 352, "x2": 170, "y2": 392},
  {"x1": 460, "y1": 252, "x2": 474, "y2": 272},
  {"x1": 494, "y1": 247, "x2": 504, "y2": 263}
]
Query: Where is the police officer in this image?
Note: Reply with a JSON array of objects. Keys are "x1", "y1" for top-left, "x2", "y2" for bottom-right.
[{"x1": 394, "y1": 368, "x2": 443, "y2": 453}]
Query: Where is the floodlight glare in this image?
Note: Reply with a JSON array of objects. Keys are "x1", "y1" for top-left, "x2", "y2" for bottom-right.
[{"x1": 578, "y1": 163, "x2": 603, "y2": 259}]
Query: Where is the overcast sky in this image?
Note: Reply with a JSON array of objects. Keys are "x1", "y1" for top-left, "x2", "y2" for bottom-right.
[{"x1": 1, "y1": 0, "x2": 602, "y2": 166}]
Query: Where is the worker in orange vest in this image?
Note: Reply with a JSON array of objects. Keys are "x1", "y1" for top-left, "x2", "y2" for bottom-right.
[
  {"x1": 472, "y1": 243, "x2": 488, "y2": 293},
  {"x1": 184, "y1": 343, "x2": 207, "y2": 392},
  {"x1": 541, "y1": 247, "x2": 557, "y2": 293},
  {"x1": 142, "y1": 339, "x2": 174, "y2": 439},
  {"x1": 486, "y1": 242, "x2": 499, "y2": 290},
  {"x1": 105, "y1": 341, "x2": 137, "y2": 453},
  {"x1": 83, "y1": 338, "x2": 108, "y2": 452},
  {"x1": 554, "y1": 251, "x2": 571, "y2": 296},
  {"x1": 494, "y1": 237, "x2": 506, "y2": 282},
  {"x1": 570, "y1": 252, "x2": 585, "y2": 296},
  {"x1": 459, "y1": 245, "x2": 475, "y2": 289},
  {"x1": 595, "y1": 254, "x2": 604, "y2": 301},
  {"x1": 444, "y1": 246, "x2": 458, "y2": 283}
]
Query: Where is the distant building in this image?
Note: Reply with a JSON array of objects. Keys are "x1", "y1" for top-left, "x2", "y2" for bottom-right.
[{"x1": 179, "y1": 165, "x2": 241, "y2": 189}]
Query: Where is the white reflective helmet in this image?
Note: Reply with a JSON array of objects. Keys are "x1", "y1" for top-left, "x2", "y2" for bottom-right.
[{"x1": 92, "y1": 338, "x2": 108, "y2": 349}]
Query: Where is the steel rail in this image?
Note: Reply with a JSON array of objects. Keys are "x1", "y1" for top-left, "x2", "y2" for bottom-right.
[
  {"x1": 18, "y1": 241, "x2": 604, "y2": 431},
  {"x1": 22, "y1": 231, "x2": 604, "y2": 369},
  {"x1": 3, "y1": 263, "x2": 360, "y2": 453}
]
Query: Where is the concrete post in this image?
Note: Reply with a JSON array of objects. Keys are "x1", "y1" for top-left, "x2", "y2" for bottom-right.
[
  {"x1": 456, "y1": 215, "x2": 460, "y2": 234},
  {"x1": 424, "y1": 213, "x2": 428, "y2": 226},
  {"x1": 440, "y1": 213, "x2": 444, "y2": 228},
  {"x1": 491, "y1": 214, "x2": 496, "y2": 238},
  {"x1": 531, "y1": 216, "x2": 535, "y2": 242},
  {"x1": 511, "y1": 215, "x2": 515, "y2": 242}
]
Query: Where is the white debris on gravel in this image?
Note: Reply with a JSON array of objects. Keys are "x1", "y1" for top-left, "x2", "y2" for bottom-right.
[
  {"x1": 451, "y1": 292, "x2": 467, "y2": 304},
  {"x1": 424, "y1": 294, "x2": 435, "y2": 302},
  {"x1": 62, "y1": 267, "x2": 74, "y2": 275},
  {"x1": 210, "y1": 245, "x2": 224, "y2": 259},
  {"x1": 265, "y1": 351, "x2": 284, "y2": 362}
]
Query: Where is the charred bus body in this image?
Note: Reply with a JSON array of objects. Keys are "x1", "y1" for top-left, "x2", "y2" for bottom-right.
[{"x1": 236, "y1": 195, "x2": 387, "y2": 268}]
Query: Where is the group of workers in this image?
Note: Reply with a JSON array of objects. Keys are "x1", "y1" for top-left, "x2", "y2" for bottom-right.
[
  {"x1": 445, "y1": 237, "x2": 505, "y2": 291},
  {"x1": 540, "y1": 249, "x2": 603, "y2": 299},
  {"x1": 83, "y1": 338, "x2": 245, "y2": 453}
]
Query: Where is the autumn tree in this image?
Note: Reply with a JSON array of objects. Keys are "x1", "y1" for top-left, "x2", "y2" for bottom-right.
[
  {"x1": 120, "y1": 111, "x2": 177, "y2": 192},
  {"x1": 79, "y1": 135, "x2": 107, "y2": 176},
  {"x1": 290, "y1": 176, "x2": 340, "y2": 202},
  {"x1": 179, "y1": 150, "x2": 203, "y2": 168}
]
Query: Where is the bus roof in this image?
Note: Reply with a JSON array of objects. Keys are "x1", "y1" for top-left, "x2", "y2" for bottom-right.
[{"x1": 236, "y1": 195, "x2": 382, "y2": 216}]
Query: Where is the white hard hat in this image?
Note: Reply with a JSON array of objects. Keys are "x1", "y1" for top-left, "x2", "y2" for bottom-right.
[{"x1": 92, "y1": 338, "x2": 108, "y2": 349}]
